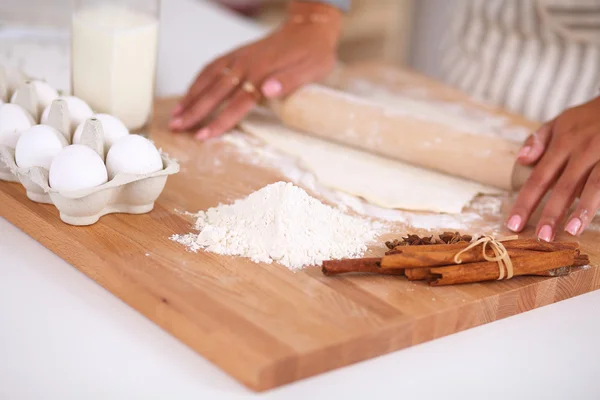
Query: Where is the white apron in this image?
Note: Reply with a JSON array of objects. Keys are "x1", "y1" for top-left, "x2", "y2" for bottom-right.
[{"x1": 441, "y1": 0, "x2": 600, "y2": 122}]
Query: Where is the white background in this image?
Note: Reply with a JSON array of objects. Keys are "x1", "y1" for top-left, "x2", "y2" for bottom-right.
[{"x1": 1, "y1": 0, "x2": 599, "y2": 398}]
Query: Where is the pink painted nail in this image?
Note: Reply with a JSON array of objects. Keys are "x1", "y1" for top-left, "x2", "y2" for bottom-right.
[
  {"x1": 506, "y1": 215, "x2": 522, "y2": 232},
  {"x1": 262, "y1": 80, "x2": 282, "y2": 97},
  {"x1": 195, "y1": 128, "x2": 210, "y2": 140},
  {"x1": 517, "y1": 146, "x2": 531, "y2": 159},
  {"x1": 172, "y1": 104, "x2": 183, "y2": 116},
  {"x1": 565, "y1": 218, "x2": 582, "y2": 236},
  {"x1": 169, "y1": 118, "x2": 183, "y2": 129},
  {"x1": 538, "y1": 225, "x2": 553, "y2": 242}
]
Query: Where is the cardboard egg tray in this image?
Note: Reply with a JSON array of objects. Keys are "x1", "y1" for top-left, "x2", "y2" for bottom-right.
[
  {"x1": 1, "y1": 66, "x2": 72, "y2": 183},
  {"x1": 0, "y1": 163, "x2": 18, "y2": 183},
  {"x1": 0, "y1": 66, "x2": 179, "y2": 226},
  {"x1": 1, "y1": 146, "x2": 178, "y2": 226},
  {"x1": 0, "y1": 65, "x2": 28, "y2": 182}
]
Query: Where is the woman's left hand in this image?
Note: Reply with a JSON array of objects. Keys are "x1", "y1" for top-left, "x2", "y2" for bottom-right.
[
  {"x1": 507, "y1": 96, "x2": 600, "y2": 241},
  {"x1": 169, "y1": 1, "x2": 342, "y2": 140}
]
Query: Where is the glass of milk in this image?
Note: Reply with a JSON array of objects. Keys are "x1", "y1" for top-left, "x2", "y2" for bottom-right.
[{"x1": 71, "y1": 0, "x2": 160, "y2": 134}]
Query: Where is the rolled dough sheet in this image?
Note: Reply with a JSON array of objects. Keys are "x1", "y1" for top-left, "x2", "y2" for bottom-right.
[{"x1": 239, "y1": 111, "x2": 500, "y2": 214}]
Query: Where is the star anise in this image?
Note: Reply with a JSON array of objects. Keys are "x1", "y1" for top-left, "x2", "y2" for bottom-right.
[
  {"x1": 438, "y1": 231, "x2": 472, "y2": 244},
  {"x1": 385, "y1": 232, "x2": 473, "y2": 253},
  {"x1": 385, "y1": 239, "x2": 404, "y2": 249},
  {"x1": 412, "y1": 235, "x2": 435, "y2": 245},
  {"x1": 385, "y1": 234, "x2": 441, "y2": 249}
]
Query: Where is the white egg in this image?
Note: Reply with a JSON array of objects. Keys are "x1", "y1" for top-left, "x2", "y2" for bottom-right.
[
  {"x1": 15, "y1": 125, "x2": 67, "y2": 170},
  {"x1": 0, "y1": 103, "x2": 35, "y2": 147},
  {"x1": 106, "y1": 134, "x2": 163, "y2": 179},
  {"x1": 11, "y1": 80, "x2": 59, "y2": 113},
  {"x1": 73, "y1": 114, "x2": 129, "y2": 152},
  {"x1": 49, "y1": 144, "x2": 108, "y2": 191},
  {"x1": 41, "y1": 96, "x2": 93, "y2": 132}
]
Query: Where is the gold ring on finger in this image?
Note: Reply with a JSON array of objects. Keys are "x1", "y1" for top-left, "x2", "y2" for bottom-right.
[{"x1": 242, "y1": 80, "x2": 261, "y2": 100}]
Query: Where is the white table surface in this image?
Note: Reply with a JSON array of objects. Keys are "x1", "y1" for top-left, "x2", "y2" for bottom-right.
[{"x1": 2, "y1": 1, "x2": 600, "y2": 399}]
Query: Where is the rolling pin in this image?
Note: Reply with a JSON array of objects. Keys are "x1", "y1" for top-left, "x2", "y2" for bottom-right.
[{"x1": 267, "y1": 84, "x2": 534, "y2": 191}]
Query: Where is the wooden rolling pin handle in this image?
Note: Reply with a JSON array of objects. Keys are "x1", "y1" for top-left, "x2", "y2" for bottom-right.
[
  {"x1": 268, "y1": 89, "x2": 535, "y2": 192},
  {"x1": 511, "y1": 162, "x2": 533, "y2": 191}
]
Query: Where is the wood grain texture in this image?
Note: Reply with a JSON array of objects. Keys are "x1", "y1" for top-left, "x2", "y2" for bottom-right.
[{"x1": 2, "y1": 64, "x2": 600, "y2": 392}]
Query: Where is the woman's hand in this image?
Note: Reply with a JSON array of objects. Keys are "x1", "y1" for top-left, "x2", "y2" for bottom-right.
[
  {"x1": 507, "y1": 96, "x2": 600, "y2": 240},
  {"x1": 169, "y1": 1, "x2": 342, "y2": 140}
]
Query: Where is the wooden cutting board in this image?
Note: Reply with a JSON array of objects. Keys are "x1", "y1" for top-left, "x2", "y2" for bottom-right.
[{"x1": 2, "y1": 64, "x2": 600, "y2": 392}]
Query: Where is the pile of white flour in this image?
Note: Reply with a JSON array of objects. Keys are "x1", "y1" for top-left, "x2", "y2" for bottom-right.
[{"x1": 171, "y1": 182, "x2": 381, "y2": 270}]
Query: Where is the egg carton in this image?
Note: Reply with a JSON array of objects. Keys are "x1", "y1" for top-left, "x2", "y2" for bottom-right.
[
  {"x1": 0, "y1": 100, "x2": 70, "y2": 203},
  {"x1": 0, "y1": 64, "x2": 29, "y2": 104},
  {"x1": 1, "y1": 75, "x2": 100, "y2": 184},
  {"x1": 1, "y1": 146, "x2": 178, "y2": 225},
  {"x1": 0, "y1": 66, "x2": 7, "y2": 103},
  {"x1": 0, "y1": 156, "x2": 18, "y2": 182},
  {"x1": 0, "y1": 75, "x2": 66, "y2": 182},
  {"x1": 0, "y1": 66, "x2": 31, "y2": 182},
  {"x1": 0, "y1": 87, "x2": 69, "y2": 183},
  {"x1": 0, "y1": 94, "x2": 179, "y2": 226},
  {"x1": 0, "y1": 167, "x2": 18, "y2": 182}
]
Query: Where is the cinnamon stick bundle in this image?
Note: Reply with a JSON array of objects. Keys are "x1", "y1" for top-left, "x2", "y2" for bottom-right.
[
  {"x1": 381, "y1": 240, "x2": 579, "y2": 270},
  {"x1": 402, "y1": 253, "x2": 587, "y2": 281},
  {"x1": 320, "y1": 236, "x2": 587, "y2": 286},
  {"x1": 386, "y1": 238, "x2": 578, "y2": 255},
  {"x1": 428, "y1": 250, "x2": 576, "y2": 286}
]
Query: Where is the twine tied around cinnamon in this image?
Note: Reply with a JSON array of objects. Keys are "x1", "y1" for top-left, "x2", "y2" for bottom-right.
[{"x1": 453, "y1": 236, "x2": 515, "y2": 280}]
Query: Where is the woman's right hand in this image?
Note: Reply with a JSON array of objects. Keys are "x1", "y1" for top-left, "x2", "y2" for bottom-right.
[{"x1": 170, "y1": 1, "x2": 343, "y2": 140}]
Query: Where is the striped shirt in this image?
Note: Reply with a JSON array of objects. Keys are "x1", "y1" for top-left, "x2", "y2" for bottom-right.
[
  {"x1": 313, "y1": 0, "x2": 600, "y2": 122},
  {"x1": 440, "y1": 0, "x2": 600, "y2": 122}
]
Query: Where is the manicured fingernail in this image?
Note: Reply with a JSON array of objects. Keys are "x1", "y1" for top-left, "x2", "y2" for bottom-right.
[
  {"x1": 565, "y1": 218, "x2": 582, "y2": 236},
  {"x1": 517, "y1": 146, "x2": 531, "y2": 159},
  {"x1": 262, "y1": 80, "x2": 282, "y2": 97},
  {"x1": 195, "y1": 128, "x2": 210, "y2": 140},
  {"x1": 507, "y1": 215, "x2": 522, "y2": 232},
  {"x1": 169, "y1": 118, "x2": 183, "y2": 129},
  {"x1": 172, "y1": 104, "x2": 183, "y2": 116},
  {"x1": 538, "y1": 225, "x2": 553, "y2": 242}
]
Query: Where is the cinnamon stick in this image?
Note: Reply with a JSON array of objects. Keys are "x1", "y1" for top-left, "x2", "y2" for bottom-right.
[
  {"x1": 520, "y1": 252, "x2": 585, "y2": 277},
  {"x1": 501, "y1": 238, "x2": 579, "y2": 252},
  {"x1": 387, "y1": 238, "x2": 578, "y2": 256},
  {"x1": 574, "y1": 253, "x2": 590, "y2": 267},
  {"x1": 381, "y1": 240, "x2": 580, "y2": 270},
  {"x1": 428, "y1": 250, "x2": 577, "y2": 286},
  {"x1": 406, "y1": 265, "x2": 576, "y2": 280},
  {"x1": 405, "y1": 268, "x2": 434, "y2": 281},
  {"x1": 534, "y1": 254, "x2": 589, "y2": 276},
  {"x1": 322, "y1": 258, "x2": 403, "y2": 276}
]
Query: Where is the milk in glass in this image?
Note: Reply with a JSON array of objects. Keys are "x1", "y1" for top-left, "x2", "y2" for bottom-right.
[{"x1": 72, "y1": 3, "x2": 159, "y2": 132}]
